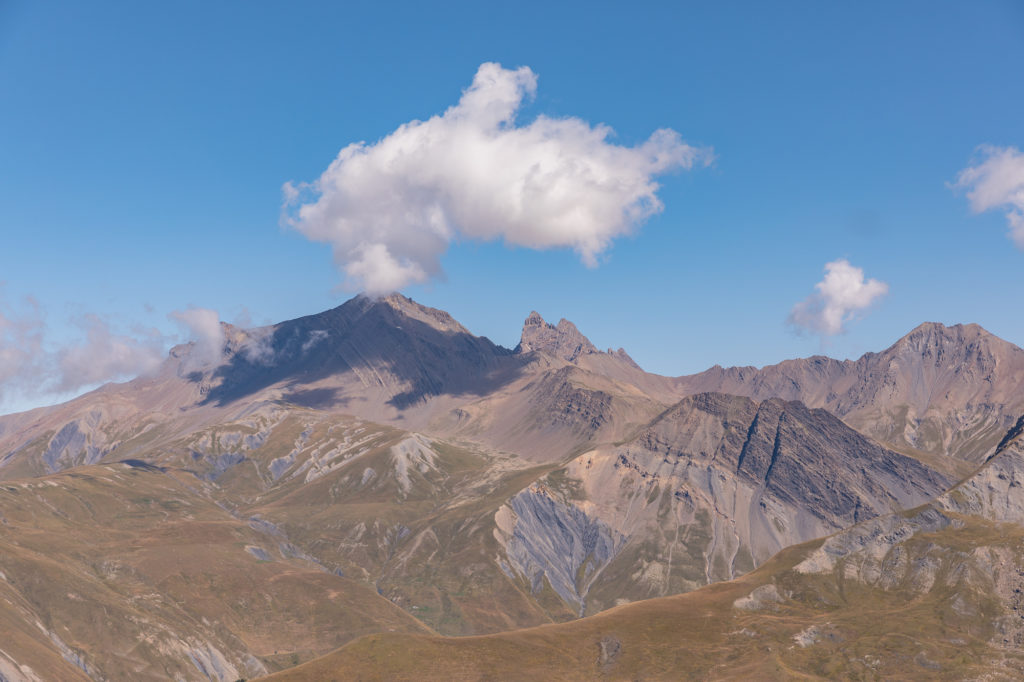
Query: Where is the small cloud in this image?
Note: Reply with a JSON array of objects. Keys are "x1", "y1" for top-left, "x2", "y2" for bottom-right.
[
  {"x1": 283, "y1": 61, "x2": 712, "y2": 296},
  {"x1": 301, "y1": 329, "x2": 329, "y2": 352},
  {"x1": 230, "y1": 308, "x2": 278, "y2": 365},
  {"x1": 788, "y1": 259, "x2": 888, "y2": 336},
  {"x1": 952, "y1": 145, "x2": 1024, "y2": 248},
  {"x1": 240, "y1": 326, "x2": 276, "y2": 365},
  {"x1": 169, "y1": 307, "x2": 224, "y2": 368}
]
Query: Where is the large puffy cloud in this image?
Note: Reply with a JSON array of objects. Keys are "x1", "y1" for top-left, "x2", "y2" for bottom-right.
[
  {"x1": 788, "y1": 259, "x2": 889, "y2": 336},
  {"x1": 953, "y1": 145, "x2": 1024, "y2": 247},
  {"x1": 283, "y1": 62, "x2": 712, "y2": 295}
]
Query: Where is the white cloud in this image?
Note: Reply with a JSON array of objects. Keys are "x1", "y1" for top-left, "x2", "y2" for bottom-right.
[
  {"x1": 953, "y1": 145, "x2": 1024, "y2": 247},
  {"x1": 55, "y1": 315, "x2": 165, "y2": 391},
  {"x1": 283, "y1": 62, "x2": 712, "y2": 295},
  {"x1": 169, "y1": 308, "x2": 224, "y2": 368},
  {"x1": 789, "y1": 259, "x2": 888, "y2": 336}
]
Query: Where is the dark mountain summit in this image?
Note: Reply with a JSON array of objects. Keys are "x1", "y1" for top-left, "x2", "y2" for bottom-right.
[{"x1": 202, "y1": 293, "x2": 518, "y2": 409}]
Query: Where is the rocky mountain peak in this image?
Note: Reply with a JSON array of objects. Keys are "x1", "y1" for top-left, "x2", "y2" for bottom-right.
[
  {"x1": 366, "y1": 293, "x2": 472, "y2": 336},
  {"x1": 897, "y1": 321, "x2": 980, "y2": 347},
  {"x1": 516, "y1": 311, "x2": 598, "y2": 362},
  {"x1": 880, "y1": 321, "x2": 1014, "y2": 377}
]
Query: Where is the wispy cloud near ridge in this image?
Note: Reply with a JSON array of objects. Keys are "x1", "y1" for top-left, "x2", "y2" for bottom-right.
[
  {"x1": 169, "y1": 307, "x2": 224, "y2": 369},
  {"x1": 55, "y1": 315, "x2": 165, "y2": 392},
  {"x1": 0, "y1": 296, "x2": 230, "y2": 412},
  {"x1": 283, "y1": 62, "x2": 712, "y2": 295}
]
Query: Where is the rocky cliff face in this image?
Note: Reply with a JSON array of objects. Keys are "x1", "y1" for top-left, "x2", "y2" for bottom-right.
[
  {"x1": 494, "y1": 392, "x2": 950, "y2": 615},
  {"x1": 764, "y1": 418, "x2": 1024, "y2": 653}
]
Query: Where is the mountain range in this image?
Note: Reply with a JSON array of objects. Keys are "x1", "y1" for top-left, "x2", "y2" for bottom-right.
[{"x1": 0, "y1": 293, "x2": 1022, "y2": 680}]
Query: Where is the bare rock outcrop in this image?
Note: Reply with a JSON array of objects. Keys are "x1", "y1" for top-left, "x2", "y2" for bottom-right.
[
  {"x1": 516, "y1": 311, "x2": 598, "y2": 362},
  {"x1": 495, "y1": 392, "x2": 951, "y2": 614}
]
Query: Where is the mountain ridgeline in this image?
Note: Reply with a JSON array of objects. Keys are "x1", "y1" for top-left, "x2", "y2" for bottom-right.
[
  {"x1": 0, "y1": 293, "x2": 1022, "y2": 680},
  {"x1": 681, "y1": 321, "x2": 1024, "y2": 463}
]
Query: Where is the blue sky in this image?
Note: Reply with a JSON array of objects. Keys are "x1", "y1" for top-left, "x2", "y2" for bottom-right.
[{"x1": 1, "y1": 1, "x2": 1023, "y2": 413}]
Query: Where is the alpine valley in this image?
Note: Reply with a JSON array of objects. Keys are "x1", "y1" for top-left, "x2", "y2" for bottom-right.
[{"x1": 1, "y1": 294, "x2": 1023, "y2": 681}]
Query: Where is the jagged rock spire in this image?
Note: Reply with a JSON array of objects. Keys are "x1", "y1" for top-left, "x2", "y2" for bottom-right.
[{"x1": 516, "y1": 311, "x2": 598, "y2": 362}]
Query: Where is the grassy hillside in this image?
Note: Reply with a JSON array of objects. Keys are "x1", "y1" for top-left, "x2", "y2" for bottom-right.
[
  {"x1": 0, "y1": 462, "x2": 431, "y2": 679},
  {"x1": 261, "y1": 513, "x2": 1024, "y2": 681}
]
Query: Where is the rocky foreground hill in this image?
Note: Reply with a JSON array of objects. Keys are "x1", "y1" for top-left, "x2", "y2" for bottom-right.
[
  {"x1": 263, "y1": 419, "x2": 1024, "y2": 682},
  {"x1": 0, "y1": 294, "x2": 1021, "y2": 680}
]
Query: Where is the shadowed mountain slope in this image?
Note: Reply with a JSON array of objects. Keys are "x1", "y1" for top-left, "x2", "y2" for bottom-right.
[
  {"x1": 203, "y1": 293, "x2": 520, "y2": 410},
  {"x1": 493, "y1": 392, "x2": 950, "y2": 616},
  {"x1": 0, "y1": 297, "x2": 672, "y2": 475}
]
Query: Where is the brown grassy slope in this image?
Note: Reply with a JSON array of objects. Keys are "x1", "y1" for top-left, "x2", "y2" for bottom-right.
[
  {"x1": 261, "y1": 538, "x2": 865, "y2": 681},
  {"x1": 255, "y1": 540, "x2": 821, "y2": 681},
  {"x1": 260, "y1": 517, "x2": 1024, "y2": 681},
  {"x1": 1, "y1": 401, "x2": 580, "y2": 640},
  {"x1": 0, "y1": 462, "x2": 432, "y2": 680}
]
